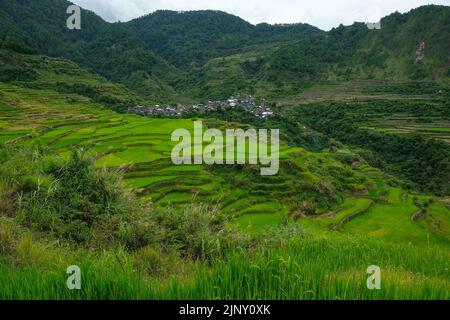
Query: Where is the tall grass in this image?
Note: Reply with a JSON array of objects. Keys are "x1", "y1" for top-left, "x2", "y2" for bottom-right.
[{"x1": 0, "y1": 231, "x2": 448, "y2": 300}]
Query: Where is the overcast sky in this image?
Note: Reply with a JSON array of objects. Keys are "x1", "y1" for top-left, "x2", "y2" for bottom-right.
[{"x1": 71, "y1": 0, "x2": 449, "y2": 30}]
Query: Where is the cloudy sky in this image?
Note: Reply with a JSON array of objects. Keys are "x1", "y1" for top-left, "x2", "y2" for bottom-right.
[{"x1": 71, "y1": 0, "x2": 449, "y2": 30}]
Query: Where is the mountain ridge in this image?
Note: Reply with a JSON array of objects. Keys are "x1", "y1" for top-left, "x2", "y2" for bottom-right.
[
  {"x1": 175, "y1": 5, "x2": 449, "y2": 100},
  {"x1": 0, "y1": 1, "x2": 448, "y2": 102},
  {"x1": 126, "y1": 9, "x2": 322, "y2": 67}
]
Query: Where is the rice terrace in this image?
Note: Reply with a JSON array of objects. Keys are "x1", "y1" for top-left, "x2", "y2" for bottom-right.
[{"x1": 0, "y1": 0, "x2": 449, "y2": 303}]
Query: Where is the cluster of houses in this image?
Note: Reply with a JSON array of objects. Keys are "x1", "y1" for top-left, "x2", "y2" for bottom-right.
[{"x1": 127, "y1": 96, "x2": 276, "y2": 119}]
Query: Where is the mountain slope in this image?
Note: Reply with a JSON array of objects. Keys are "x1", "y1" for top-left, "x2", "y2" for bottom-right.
[
  {"x1": 358, "y1": 5, "x2": 450, "y2": 80},
  {"x1": 177, "y1": 5, "x2": 449, "y2": 100},
  {"x1": 1, "y1": 50, "x2": 449, "y2": 242},
  {"x1": 0, "y1": 0, "x2": 180, "y2": 102},
  {"x1": 2, "y1": 48, "x2": 150, "y2": 108},
  {"x1": 262, "y1": 5, "x2": 450, "y2": 84},
  {"x1": 0, "y1": 1, "x2": 448, "y2": 103},
  {"x1": 126, "y1": 10, "x2": 322, "y2": 67}
]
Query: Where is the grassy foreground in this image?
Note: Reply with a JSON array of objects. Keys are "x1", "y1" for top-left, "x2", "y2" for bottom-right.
[
  {"x1": 0, "y1": 229, "x2": 448, "y2": 300},
  {"x1": 0, "y1": 145, "x2": 447, "y2": 300}
]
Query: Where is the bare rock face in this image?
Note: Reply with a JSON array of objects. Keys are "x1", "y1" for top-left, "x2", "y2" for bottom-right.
[{"x1": 415, "y1": 41, "x2": 426, "y2": 63}]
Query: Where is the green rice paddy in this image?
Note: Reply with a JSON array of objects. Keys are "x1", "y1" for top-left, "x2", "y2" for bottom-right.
[
  {"x1": 0, "y1": 58, "x2": 449, "y2": 300},
  {"x1": 1, "y1": 82, "x2": 449, "y2": 244}
]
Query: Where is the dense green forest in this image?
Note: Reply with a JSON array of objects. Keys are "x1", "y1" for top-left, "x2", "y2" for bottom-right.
[
  {"x1": 127, "y1": 10, "x2": 322, "y2": 67},
  {"x1": 293, "y1": 101, "x2": 450, "y2": 195},
  {"x1": 0, "y1": 2, "x2": 448, "y2": 102},
  {"x1": 263, "y1": 5, "x2": 450, "y2": 82},
  {"x1": 177, "y1": 5, "x2": 450, "y2": 99},
  {"x1": 0, "y1": 0, "x2": 178, "y2": 101}
]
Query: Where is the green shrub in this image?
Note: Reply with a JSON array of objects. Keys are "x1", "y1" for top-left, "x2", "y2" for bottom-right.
[
  {"x1": 118, "y1": 211, "x2": 162, "y2": 251},
  {"x1": 0, "y1": 219, "x2": 15, "y2": 255},
  {"x1": 0, "y1": 145, "x2": 241, "y2": 257},
  {"x1": 133, "y1": 246, "x2": 163, "y2": 275},
  {"x1": 16, "y1": 233, "x2": 37, "y2": 265},
  {"x1": 0, "y1": 178, "x2": 16, "y2": 216},
  {"x1": 0, "y1": 145, "x2": 138, "y2": 246}
]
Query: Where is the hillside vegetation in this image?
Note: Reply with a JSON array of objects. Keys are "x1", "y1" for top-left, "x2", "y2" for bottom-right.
[
  {"x1": 1, "y1": 2, "x2": 448, "y2": 101},
  {"x1": 292, "y1": 100, "x2": 450, "y2": 195},
  {"x1": 176, "y1": 5, "x2": 450, "y2": 99},
  {"x1": 0, "y1": 1, "x2": 449, "y2": 300},
  {"x1": 0, "y1": 81, "x2": 449, "y2": 298},
  {"x1": 0, "y1": 0, "x2": 179, "y2": 101},
  {"x1": 127, "y1": 10, "x2": 321, "y2": 67}
]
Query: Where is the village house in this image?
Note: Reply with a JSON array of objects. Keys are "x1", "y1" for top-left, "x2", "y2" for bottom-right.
[{"x1": 128, "y1": 95, "x2": 275, "y2": 119}]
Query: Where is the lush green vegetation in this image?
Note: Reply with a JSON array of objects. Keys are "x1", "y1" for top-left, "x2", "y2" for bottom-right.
[
  {"x1": 264, "y1": 5, "x2": 450, "y2": 84},
  {"x1": 0, "y1": 1, "x2": 449, "y2": 300},
  {"x1": 0, "y1": 50, "x2": 143, "y2": 112},
  {"x1": 1, "y1": 2, "x2": 448, "y2": 102},
  {"x1": 175, "y1": 5, "x2": 450, "y2": 100},
  {"x1": 0, "y1": 145, "x2": 448, "y2": 300},
  {"x1": 1, "y1": 221, "x2": 449, "y2": 299},
  {"x1": 0, "y1": 0, "x2": 179, "y2": 102},
  {"x1": 1, "y1": 59, "x2": 449, "y2": 299},
  {"x1": 128, "y1": 10, "x2": 321, "y2": 67},
  {"x1": 293, "y1": 100, "x2": 450, "y2": 195},
  {"x1": 0, "y1": 63, "x2": 376, "y2": 228}
]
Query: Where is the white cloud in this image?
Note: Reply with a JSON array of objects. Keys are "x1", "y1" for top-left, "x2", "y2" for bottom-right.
[{"x1": 71, "y1": 0, "x2": 450, "y2": 30}]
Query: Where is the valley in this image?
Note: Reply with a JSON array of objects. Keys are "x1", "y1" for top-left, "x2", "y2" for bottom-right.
[
  {"x1": 2, "y1": 73, "x2": 447, "y2": 241},
  {"x1": 0, "y1": 1, "x2": 448, "y2": 300}
]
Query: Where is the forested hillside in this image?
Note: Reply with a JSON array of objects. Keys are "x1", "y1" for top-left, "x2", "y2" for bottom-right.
[
  {"x1": 1, "y1": 1, "x2": 448, "y2": 102},
  {"x1": 127, "y1": 10, "x2": 322, "y2": 67},
  {"x1": 176, "y1": 5, "x2": 450, "y2": 100},
  {"x1": 267, "y1": 5, "x2": 450, "y2": 80},
  {"x1": 0, "y1": 0, "x2": 178, "y2": 101}
]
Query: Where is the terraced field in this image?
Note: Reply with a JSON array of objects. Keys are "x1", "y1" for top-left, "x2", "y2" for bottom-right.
[
  {"x1": 362, "y1": 113, "x2": 450, "y2": 144},
  {"x1": 0, "y1": 82, "x2": 302, "y2": 228},
  {"x1": 274, "y1": 80, "x2": 445, "y2": 106},
  {"x1": 1, "y1": 80, "x2": 449, "y2": 244}
]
